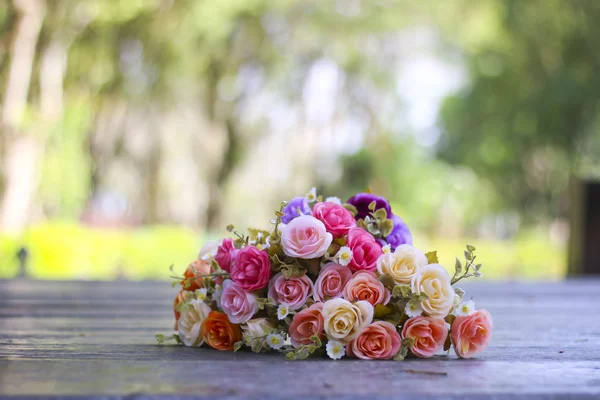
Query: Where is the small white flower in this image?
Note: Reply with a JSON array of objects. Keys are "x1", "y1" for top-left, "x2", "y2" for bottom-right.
[
  {"x1": 336, "y1": 246, "x2": 353, "y2": 266},
  {"x1": 277, "y1": 303, "x2": 290, "y2": 320},
  {"x1": 266, "y1": 333, "x2": 284, "y2": 349},
  {"x1": 405, "y1": 301, "x2": 423, "y2": 318},
  {"x1": 326, "y1": 340, "x2": 345, "y2": 360},
  {"x1": 382, "y1": 244, "x2": 392, "y2": 254},
  {"x1": 305, "y1": 187, "x2": 317, "y2": 203},
  {"x1": 325, "y1": 196, "x2": 342, "y2": 205},
  {"x1": 453, "y1": 300, "x2": 475, "y2": 317},
  {"x1": 195, "y1": 288, "x2": 207, "y2": 302}
]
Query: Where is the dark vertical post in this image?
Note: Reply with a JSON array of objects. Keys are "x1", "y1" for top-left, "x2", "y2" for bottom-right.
[
  {"x1": 568, "y1": 180, "x2": 600, "y2": 275},
  {"x1": 16, "y1": 246, "x2": 29, "y2": 278}
]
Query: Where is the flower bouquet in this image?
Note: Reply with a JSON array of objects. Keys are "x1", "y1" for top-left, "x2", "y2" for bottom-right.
[{"x1": 157, "y1": 189, "x2": 492, "y2": 360}]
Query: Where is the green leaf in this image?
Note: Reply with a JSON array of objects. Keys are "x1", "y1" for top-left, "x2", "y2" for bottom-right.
[
  {"x1": 374, "y1": 304, "x2": 393, "y2": 318},
  {"x1": 425, "y1": 251, "x2": 439, "y2": 264},
  {"x1": 378, "y1": 273, "x2": 395, "y2": 288},
  {"x1": 373, "y1": 208, "x2": 388, "y2": 220},
  {"x1": 455, "y1": 257, "x2": 463, "y2": 273},
  {"x1": 343, "y1": 203, "x2": 358, "y2": 216},
  {"x1": 285, "y1": 351, "x2": 296, "y2": 360},
  {"x1": 380, "y1": 219, "x2": 394, "y2": 237},
  {"x1": 233, "y1": 341, "x2": 243, "y2": 352},
  {"x1": 454, "y1": 287, "x2": 465, "y2": 299},
  {"x1": 466, "y1": 244, "x2": 476, "y2": 252},
  {"x1": 226, "y1": 224, "x2": 234, "y2": 232},
  {"x1": 464, "y1": 250, "x2": 473, "y2": 261},
  {"x1": 402, "y1": 337, "x2": 414, "y2": 348},
  {"x1": 475, "y1": 263, "x2": 482, "y2": 271},
  {"x1": 393, "y1": 346, "x2": 409, "y2": 361},
  {"x1": 392, "y1": 284, "x2": 412, "y2": 298},
  {"x1": 309, "y1": 335, "x2": 322, "y2": 347},
  {"x1": 171, "y1": 280, "x2": 178, "y2": 288},
  {"x1": 368, "y1": 200, "x2": 377, "y2": 211},
  {"x1": 443, "y1": 332, "x2": 452, "y2": 351},
  {"x1": 156, "y1": 334, "x2": 165, "y2": 344}
]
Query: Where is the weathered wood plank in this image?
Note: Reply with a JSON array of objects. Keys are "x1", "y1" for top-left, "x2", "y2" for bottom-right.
[{"x1": 1, "y1": 279, "x2": 599, "y2": 399}]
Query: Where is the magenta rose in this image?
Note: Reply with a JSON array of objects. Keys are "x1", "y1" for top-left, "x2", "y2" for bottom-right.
[
  {"x1": 314, "y1": 263, "x2": 352, "y2": 302},
  {"x1": 230, "y1": 245, "x2": 271, "y2": 291},
  {"x1": 289, "y1": 302, "x2": 324, "y2": 348},
  {"x1": 312, "y1": 202, "x2": 356, "y2": 239},
  {"x1": 214, "y1": 238, "x2": 238, "y2": 272},
  {"x1": 268, "y1": 272, "x2": 313, "y2": 310},
  {"x1": 220, "y1": 279, "x2": 259, "y2": 324},
  {"x1": 346, "y1": 227, "x2": 383, "y2": 273}
]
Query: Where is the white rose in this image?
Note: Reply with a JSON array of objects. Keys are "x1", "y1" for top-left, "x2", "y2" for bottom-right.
[
  {"x1": 198, "y1": 240, "x2": 223, "y2": 261},
  {"x1": 242, "y1": 318, "x2": 275, "y2": 350},
  {"x1": 410, "y1": 264, "x2": 454, "y2": 319},
  {"x1": 377, "y1": 244, "x2": 428, "y2": 285},
  {"x1": 322, "y1": 298, "x2": 374, "y2": 343},
  {"x1": 177, "y1": 299, "x2": 211, "y2": 347}
]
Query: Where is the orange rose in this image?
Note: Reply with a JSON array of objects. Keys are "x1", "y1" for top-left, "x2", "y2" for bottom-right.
[
  {"x1": 173, "y1": 290, "x2": 186, "y2": 330},
  {"x1": 201, "y1": 311, "x2": 242, "y2": 351},
  {"x1": 181, "y1": 259, "x2": 211, "y2": 291}
]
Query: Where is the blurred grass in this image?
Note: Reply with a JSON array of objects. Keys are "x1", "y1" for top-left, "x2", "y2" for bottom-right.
[{"x1": 0, "y1": 222, "x2": 566, "y2": 280}]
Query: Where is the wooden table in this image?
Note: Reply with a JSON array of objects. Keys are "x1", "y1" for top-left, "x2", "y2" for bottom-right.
[{"x1": 1, "y1": 279, "x2": 599, "y2": 399}]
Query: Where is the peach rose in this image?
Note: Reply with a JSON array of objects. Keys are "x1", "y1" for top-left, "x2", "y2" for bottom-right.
[
  {"x1": 343, "y1": 271, "x2": 391, "y2": 307},
  {"x1": 346, "y1": 227, "x2": 383, "y2": 273},
  {"x1": 268, "y1": 272, "x2": 313, "y2": 310},
  {"x1": 177, "y1": 299, "x2": 212, "y2": 347},
  {"x1": 281, "y1": 215, "x2": 333, "y2": 259},
  {"x1": 312, "y1": 202, "x2": 356, "y2": 238},
  {"x1": 322, "y1": 298, "x2": 374, "y2": 343},
  {"x1": 289, "y1": 303, "x2": 325, "y2": 348},
  {"x1": 181, "y1": 259, "x2": 212, "y2": 291},
  {"x1": 347, "y1": 321, "x2": 401, "y2": 360},
  {"x1": 220, "y1": 279, "x2": 259, "y2": 324},
  {"x1": 201, "y1": 311, "x2": 242, "y2": 351},
  {"x1": 377, "y1": 244, "x2": 428, "y2": 285},
  {"x1": 411, "y1": 264, "x2": 454, "y2": 319},
  {"x1": 451, "y1": 309, "x2": 492, "y2": 359},
  {"x1": 401, "y1": 316, "x2": 448, "y2": 358},
  {"x1": 314, "y1": 263, "x2": 352, "y2": 302}
]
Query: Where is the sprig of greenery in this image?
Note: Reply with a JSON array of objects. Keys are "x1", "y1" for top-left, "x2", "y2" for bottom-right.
[{"x1": 451, "y1": 245, "x2": 483, "y2": 285}]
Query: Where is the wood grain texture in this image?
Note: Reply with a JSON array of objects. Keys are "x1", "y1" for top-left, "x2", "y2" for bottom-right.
[{"x1": 1, "y1": 279, "x2": 600, "y2": 399}]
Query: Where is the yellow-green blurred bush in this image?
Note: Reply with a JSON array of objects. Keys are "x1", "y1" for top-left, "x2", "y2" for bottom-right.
[
  {"x1": 0, "y1": 222, "x2": 202, "y2": 280},
  {"x1": 0, "y1": 222, "x2": 565, "y2": 280}
]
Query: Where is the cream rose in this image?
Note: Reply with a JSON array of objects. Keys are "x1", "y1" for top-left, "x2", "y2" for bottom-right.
[
  {"x1": 242, "y1": 318, "x2": 275, "y2": 351},
  {"x1": 377, "y1": 244, "x2": 427, "y2": 285},
  {"x1": 177, "y1": 299, "x2": 212, "y2": 347},
  {"x1": 321, "y1": 298, "x2": 374, "y2": 343},
  {"x1": 410, "y1": 264, "x2": 454, "y2": 319}
]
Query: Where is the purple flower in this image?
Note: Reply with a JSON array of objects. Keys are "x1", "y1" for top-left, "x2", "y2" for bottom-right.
[
  {"x1": 386, "y1": 215, "x2": 413, "y2": 250},
  {"x1": 281, "y1": 196, "x2": 312, "y2": 224},
  {"x1": 347, "y1": 193, "x2": 392, "y2": 220}
]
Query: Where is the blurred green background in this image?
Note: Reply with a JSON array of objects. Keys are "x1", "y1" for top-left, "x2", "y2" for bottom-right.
[{"x1": 1, "y1": 0, "x2": 598, "y2": 280}]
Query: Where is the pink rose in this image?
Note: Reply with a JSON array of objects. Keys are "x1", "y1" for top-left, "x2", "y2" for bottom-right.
[
  {"x1": 288, "y1": 303, "x2": 324, "y2": 348},
  {"x1": 347, "y1": 321, "x2": 401, "y2": 360},
  {"x1": 451, "y1": 309, "x2": 492, "y2": 359},
  {"x1": 401, "y1": 316, "x2": 448, "y2": 358},
  {"x1": 214, "y1": 238, "x2": 238, "y2": 272},
  {"x1": 343, "y1": 271, "x2": 390, "y2": 307},
  {"x1": 230, "y1": 246, "x2": 271, "y2": 291},
  {"x1": 314, "y1": 263, "x2": 352, "y2": 302},
  {"x1": 267, "y1": 272, "x2": 313, "y2": 310},
  {"x1": 220, "y1": 279, "x2": 259, "y2": 324},
  {"x1": 312, "y1": 202, "x2": 356, "y2": 239},
  {"x1": 281, "y1": 215, "x2": 333, "y2": 259},
  {"x1": 346, "y1": 227, "x2": 383, "y2": 272}
]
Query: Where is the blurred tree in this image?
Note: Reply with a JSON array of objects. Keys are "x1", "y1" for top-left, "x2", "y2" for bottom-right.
[{"x1": 437, "y1": 0, "x2": 600, "y2": 223}]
